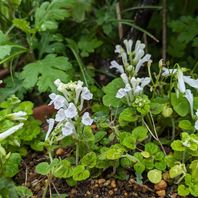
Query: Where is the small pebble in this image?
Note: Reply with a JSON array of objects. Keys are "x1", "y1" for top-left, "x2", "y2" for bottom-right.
[
  {"x1": 55, "y1": 148, "x2": 64, "y2": 156},
  {"x1": 108, "y1": 190, "x2": 114, "y2": 196},
  {"x1": 98, "y1": 178, "x2": 105, "y2": 184},
  {"x1": 70, "y1": 189, "x2": 77, "y2": 194},
  {"x1": 86, "y1": 191, "x2": 91, "y2": 195},
  {"x1": 124, "y1": 192, "x2": 128, "y2": 196},
  {"x1": 95, "y1": 195, "x2": 99, "y2": 198},
  {"x1": 156, "y1": 190, "x2": 166, "y2": 197},
  {"x1": 114, "y1": 187, "x2": 117, "y2": 191},
  {"x1": 154, "y1": 180, "x2": 167, "y2": 191},
  {"x1": 104, "y1": 180, "x2": 111, "y2": 186},
  {"x1": 110, "y1": 179, "x2": 116, "y2": 188}
]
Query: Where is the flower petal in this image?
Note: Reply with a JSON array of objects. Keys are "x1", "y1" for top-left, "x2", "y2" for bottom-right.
[
  {"x1": 65, "y1": 103, "x2": 78, "y2": 118},
  {"x1": 110, "y1": 60, "x2": 124, "y2": 74},
  {"x1": 81, "y1": 112, "x2": 93, "y2": 126},
  {"x1": 177, "y1": 69, "x2": 186, "y2": 93},
  {"x1": 45, "y1": 118, "x2": 55, "y2": 140},
  {"x1": 183, "y1": 76, "x2": 198, "y2": 89},
  {"x1": 184, "y1": 89, "x2": 194, "y2": 117}
]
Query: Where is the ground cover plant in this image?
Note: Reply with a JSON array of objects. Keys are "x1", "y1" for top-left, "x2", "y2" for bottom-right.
[{"x1": 0, "y1": 0, "x2": 198, "y2": 197}]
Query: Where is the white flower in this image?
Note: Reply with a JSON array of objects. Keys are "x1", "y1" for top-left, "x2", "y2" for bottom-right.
[
  {"x1": 120, "y1": 73, "x2": 129, "y2": 85},
  {"x1": 184, "y1": 89, "x2": 194, "y2": 117},
  {"x1": 123, "y1": 39, "x2": 133, "y2": 55},
  {"x1": 0, "y1": 123, "x2": 24, "y2": 141},
  {"x1": 8, "y1": 111, "x2": 27, "y2": 120},
  {"x1": 45, "y1": 118, "x2": 55, "y2": 141},
  {"x1": 162, "y1": 67, "x2": 198, "y2": 93},
  {"x1": 135, "y1": 54, "x2": 151, "y2": 74},
  {"x1": 116, "y1": 88, "x2": 127, "y2": 98},
  {"x1": 81, "y1": 87, "x2": 93, "y2": 100},
  {"x1": 49, "y1": 93, "x2": 67, "y2": 110},
  {"x1": 110, "y1": 60, "x2": 124, "y2": 74},
  {"x1": 65, "y1": 103, "x2": 78, "y2": 118},
  {"x1": 54, "y1": 79, "x2": 62, "y2": 87},
  {"x1": 75, "y1": 81, "x2": 84, "y2": 104},
  {"x1": 134, "y1": 86, "x2": 143, "y2": 95},
  {"x1": 62, "y1": 122, "x2": 75, "y2": 136},
  {"x1": 140, "y1": 77, "x2": 151, "y2": 88},
  {"x1": 115, "y1": 45, "x2": 122, "y2": 54},
  {"x1": 161, "y1": 68, "x2": 177, "y2": 76},
  {"x1": 195, "y1": 120, "x2": 198, "y2": 130},
  {"x1": 81, "y1": 112, "x2": 93, "y2": 126},
  {"x1": 55, "y1": 108, "x2": 66, "y2": 122}
]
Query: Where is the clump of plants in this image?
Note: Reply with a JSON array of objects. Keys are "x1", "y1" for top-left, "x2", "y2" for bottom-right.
[{"x1": 33, "y1": 39, "x2": 198, "y2": 197}]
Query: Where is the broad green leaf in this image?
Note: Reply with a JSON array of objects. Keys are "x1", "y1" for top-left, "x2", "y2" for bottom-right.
[
  {"x1": 134, "y1": 162, "x2": 145, "y2": 174},
  {"x1": 72, "y1": 165, "x2": 90, "y2": 181},
  {"x1": 53, "y1": 160, "x2": 72, "y2": 178},
  {"x1": 132, "y1": 126, "x2": 148, "y2": 142},
  {"x1": 169, "y1": 164, "x2": 185, "y2": 178},
  {"x1": 21, "y1": 54, "x2": 72, "y2": 92},
  {"x1": 171, "y1": 93, "x2": 189, "y2": 117},
  {"x1": 178, "y1": 184, "x2": 189, "y2": 196},
  {"x1": 147, "y1": 169, "x2": 162, "y2": 184},
  {"x1": 171, "y1": 140, "x2": 185, "y2": 151},
  {"x1": 14, "y1": 101, "x2": 33, "y2": 115},
  {"x1": 103, "y1": 78, "x2": 124, "y2": 107},
  {"x1": 15, "y1": 186, "x2": 33, "y2": 197},
  {"x1": 35, "y1": 162, "x2": 50, "y2": 175},
  {"x1": 189, "y1": 160, "x2": 198, "y2": 181},
  {"x1": 81, "y1": 152, "x2": 97, "y2": 168},
  {"x1": 94, "y1": 131, "x2": 107, "y2": 143},
  {"x1": 150, "y1": 102, "x2": 164, "y2": 115},
  {"x1": 4, "y1": 153, "x2": 21, "y2": 177},
  {"x1": 145, "y1": 143, "x2": 159, "y2": 155},
  {"x1": 178, "y1": 120, "x2": 194, "y2": 131},
  {"x1": 118, "y1": 107, "x2": 138, "y2": 126}
]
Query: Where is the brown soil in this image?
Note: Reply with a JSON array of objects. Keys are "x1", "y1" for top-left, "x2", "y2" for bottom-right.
[{"x1": 14, "y1": 150, "x2": 187, "y2": 198}]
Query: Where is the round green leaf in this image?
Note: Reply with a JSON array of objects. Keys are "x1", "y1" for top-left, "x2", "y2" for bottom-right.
[{"x1": 147, "y1": 169, "x2": 162, "y2": 184}]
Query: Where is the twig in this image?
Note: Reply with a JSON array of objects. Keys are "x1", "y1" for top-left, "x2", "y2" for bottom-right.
[
  {"x1": 162, "y1": 0, "x2": 167, "y2": 61},
  {"x1": 116, "y1": 2, "x2": 123, "y2": 40}
]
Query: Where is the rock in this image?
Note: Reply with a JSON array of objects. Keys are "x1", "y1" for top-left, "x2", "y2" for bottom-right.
[
  {"x1": 154, "y1": 180, "x2": 167, "y2": 191},
  {"x1": 98, "y1": 178, "x2": 105, "y2": 184},
  {"x1": 110, "y1": 179, "x2": 116, "y2": 188},
  {"x1": 108, "y1": 190, "x2": 114, "y2": 196},
  {"x1": 104, "y1": 180, "x2": 111, "y2": 186},
  {"x1": 124, "y1": 192, "x2": 128, "y2": 196},
  {"x1": 156, "y1": 190, "x2": 166, "y2": 197},
  {"x1": 55, "y1": 148, "x2": 64, "y2": 156}
]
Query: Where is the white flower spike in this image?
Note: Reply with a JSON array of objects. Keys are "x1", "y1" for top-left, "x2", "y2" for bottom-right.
[
  {"x1": 49, "y1": 93, "x2": 67, "y2": 109},
  {"x1": 9, "y1": 111, "x2": 27, "y2": 120},
  {"x1": 0, "y1": 123, "x2": 24, "y2": 141},
  {"x1": 81, "y1": 112, "x2": 93, "y2": 126}
]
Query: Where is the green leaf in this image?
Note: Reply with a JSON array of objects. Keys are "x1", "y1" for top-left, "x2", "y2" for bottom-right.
[
  {"x1": 147, "y1": 169, "x2": 162, "y2": 184},
  {"x1": 15, "y1": 186, "x2": 33, "y2": 197},
  {"x1": 35, "y1": 0, "x2": 70, "y2": 31},
  {"x1": 132, "y1": 126, "x2": 148, "y2": 142},
  {"x1": 103, "y1": 78, "x2": 124, "y2": 107},
  {"x1": 4, "y1": 153, "x2": 21, "y2": 177},
  {"x1": 78, "y1": 36, "x2": 102, "y2": 57},
  {"x1": 134, "y1": 162, "x2": 145, "y2": 174},
  {"x1": 72, "y1": 165, "x2": 90, "y2": 181},
  {"x1": 150, "y1": 102, "x2": 164, "y2": 115},
  {"x1": 14, "y1": 101, "x2": 33, "y2": 115},
  {"x1": 120, "y1": 134, "x2": 136, "y2": 150},
  {"x1": 171, "y1": 93, "x2": 189, "y2": 117},
  {"x1": 21, "y1": 54, "x2": 72, "y2": 92},
  {"x1": 169, "y1": 164, "x2": 185, "y2": 178},
  {"x1": 178, "y1": 120, "x2": 194, "y2": 131},
  {"x1": 53, "y1": 160, "x2": 72, "y2": 178},
  {"x1": 171, "y1": 140, "x2": 185, "y2": 151},
  {"x1": 189, "y1": 160, "x2": 198, "y2": 181},
  {"x1": 94, "y1": 131, "x2": 107, "y2": 143},
  {"x1": 118, "y1": 107, "x2": 138, "y2": 127},
  {"x1": 81, "y1": 152, "x2": 97, "y2": 168},
  {"x1": 35, "y1": 162, "x2": 50, "y2": 175},
  {"x1": 145, "y1": 143, "x2": 159, "y2": 155},
  {"x1": 178, "y1": 184, "x2": 190, "y2": 196}
]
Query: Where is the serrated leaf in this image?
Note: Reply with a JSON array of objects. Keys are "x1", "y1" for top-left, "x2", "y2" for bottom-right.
[
  {"x1": 35, "y1": 162, "x2": 50, "y2": 175},
  {"x1": 169, "y1": 164, "x2": 184, "y2": 178},
  {"x1": 21, "y1": 54, "x2": 72, "y2": 92},
  {"x1": 178, "y1": 120, "x2": 194, "y2": 131},
  {"x1": 178, "y1": 184, "x2": 190, "y2": 196},
  {"x1": 132, "y1": 126, "x2": 148, "y2": 142},
  {"x1": 72, "y1": 165, "x2": 90, "y2": 181},
  {"x1": 15, "y1": 186, "x2": 33, "y2": 197},
  {"x1": 103, "y1": 78, "x2": 124, "y2": 107},
  {"x1": 81, "y1": 152, "x2": 97, "y2": 168}
]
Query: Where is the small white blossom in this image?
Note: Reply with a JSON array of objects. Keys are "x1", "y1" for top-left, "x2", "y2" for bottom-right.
[
  {"x1": 134, "y1": 85, "x2": 143, "y2": 95},
  {"x1": 183, "y1": 76, "x2": 198, "y2": 89},
  {"x1": 177, "y1": 68, "x2": 186, "y2": 93},
  {"x1": 123, "y1": 39, "x2": 133, "y2": 55},
  {"x1": 120, "y1": 73, "x2": 129, "y2": 85},
  {"x1": 161, "y1": 68, "x2": 177, "y2": 76},
  {"x1": 75, "y1": 81, "x2": 84, "y2": 104},
  {"x1": 124, "y1": 83, "x2": 132, "y2": 92},
  {"x1": 65, "y1": 103, "x2": 78, "y2": 118},
  {"x1": 0, "y1": 123, "x2": 24, "y2": 141},
  {"x1": 110, "y1": 60, "x2": 124, "y2": 74},
  {"x1": 81, "y1": 112, "x2": 93, "y2": 126},
  {"x1": 184, "y1": 89, "x2": 194, "y2": 117},
  {"x1": 55, "y1": 108, "x2": 66, "y2": 122},
  {"x1": 116, "y1": 88, "x2": 127, "y2": 98},
  {"x1": 45, "y1": 118, "x2": 55, "y2": 141},
  {"x1": 140, "y1": 77, "x2": 151, "y2": 88},
  {"x1": 49, "y1": 93, "x2": 67, "y2": 110},
  {"x1": 81, "y1": 87, "x2": 93, "y2": 100},
  {"x1": 115, "y1": 45, "x2": 122, "y2": 54},
  {"x1": 135, "y1": 54, "x2": 151, "y2": 74},
  {"x1": 9, "y1": 111, "x2": 27, "y2": 120},
  {"x1": 62, "y1": 122, "x2": 75, "y2": 136}
]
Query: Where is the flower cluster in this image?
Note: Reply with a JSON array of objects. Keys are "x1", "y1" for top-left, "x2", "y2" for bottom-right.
[
  {"x1": 45, "y1": 79, "x2": 93, "y2": 141},
  {"x1": 110, "y1": 39, "x2": 151, "y2": 104},
  {"x1": 162, "y1": 66, "x2": 198, "y2": 130}
]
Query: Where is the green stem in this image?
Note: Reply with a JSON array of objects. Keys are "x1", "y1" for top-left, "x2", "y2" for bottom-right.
[{"x1": 76, "y1": 143, "x2": 79, "y2": 166}]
